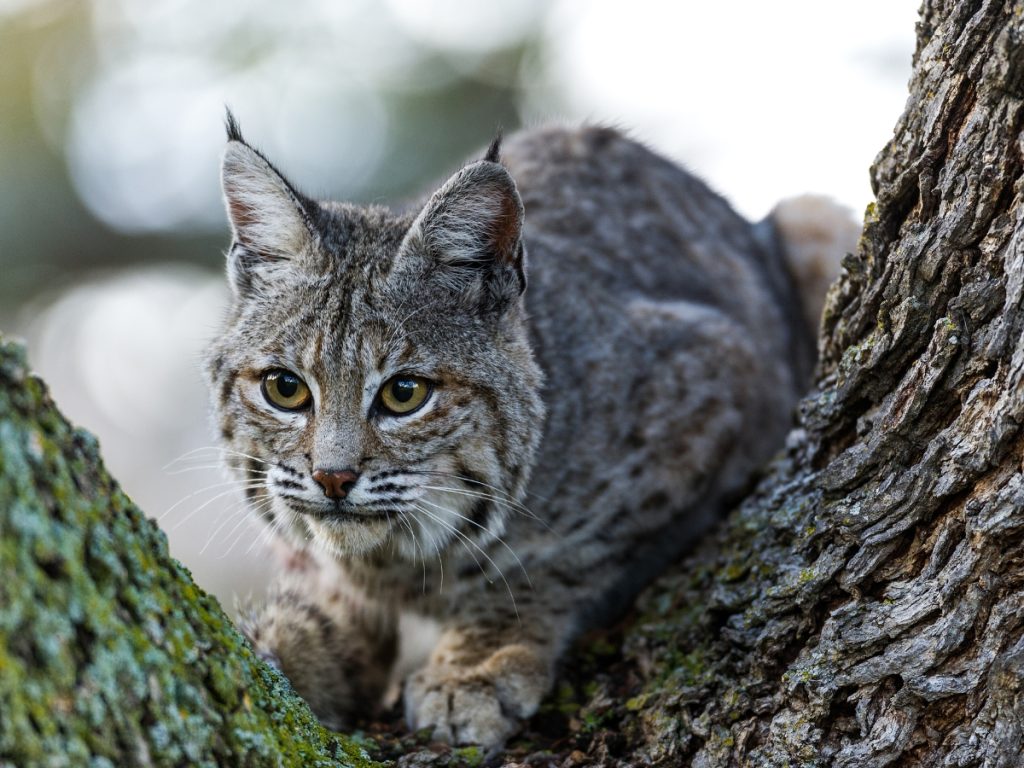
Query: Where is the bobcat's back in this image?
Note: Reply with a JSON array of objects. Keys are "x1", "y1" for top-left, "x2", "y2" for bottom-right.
[{"x1": 471, "y1": 127, "x2": 825, "y2": 619}]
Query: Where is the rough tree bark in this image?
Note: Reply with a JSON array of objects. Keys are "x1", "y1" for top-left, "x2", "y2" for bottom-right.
[
  {"x1": 559, "y1": 1, "x2": 1024, "y2": 764},
  {"x1": 2, "y1": 1, "x2": 1023, "y2": 766},
  {"x1": 0, "y1": 342, "x2": 379, "y2": 767}
]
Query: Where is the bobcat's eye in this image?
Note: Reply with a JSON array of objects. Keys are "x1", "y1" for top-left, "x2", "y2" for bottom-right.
[
  {"x1": 379, "y1": 376, "x2": 431, "y2": 416},
  {"x1": 262, "y1": 370, "x2": 312, "y2": 411}
]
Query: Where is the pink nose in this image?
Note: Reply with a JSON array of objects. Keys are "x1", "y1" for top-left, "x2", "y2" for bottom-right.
[{"x1": 311, "y1": 469, "x2": 359, "y2": 499}]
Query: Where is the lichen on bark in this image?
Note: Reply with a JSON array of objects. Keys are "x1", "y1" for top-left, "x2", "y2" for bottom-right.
[{"x1": 0, "y1": 339, "x2": 379, "y2": 767}]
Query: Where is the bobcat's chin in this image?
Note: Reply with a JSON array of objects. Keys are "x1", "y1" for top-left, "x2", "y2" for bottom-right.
[
  {"x1": 302, "y1": 514, "x2": 395, "y2": 556},
  {"x1": 271, "y1": 495, "x2": 397, "y2": 556}
]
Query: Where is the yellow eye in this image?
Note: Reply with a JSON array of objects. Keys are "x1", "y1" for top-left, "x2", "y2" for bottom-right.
[
  {"x1": 262, "y1": 370, "x2": 312, "y2": 411},
  {"x1": 379, "y1": 376, "x2": 431, "y2": 415}
]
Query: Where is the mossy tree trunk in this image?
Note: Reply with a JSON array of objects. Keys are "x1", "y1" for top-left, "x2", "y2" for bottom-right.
[
  {"x1": 3, "y1": 2, "x2": 1023, "y2": 767},
  {"x1": 0, "y1": 342, "x2": 380, "y2": 767}
]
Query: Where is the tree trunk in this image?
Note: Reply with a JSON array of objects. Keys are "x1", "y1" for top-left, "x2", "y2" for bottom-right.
[
  {"x1": 0, "y1": 341, "x2": 379, "y2": 767},
  {"x1": 540, "y1": 1, "x2": 1024, "y2": 765},
  {"x1": 3, "y1": 1, "x2": 1023, "y2": 766}
]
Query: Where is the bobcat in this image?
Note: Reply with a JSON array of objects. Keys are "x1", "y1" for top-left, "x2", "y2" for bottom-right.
[{"x1": 204, "y1": 113, "x2": 854, "y2": 749}]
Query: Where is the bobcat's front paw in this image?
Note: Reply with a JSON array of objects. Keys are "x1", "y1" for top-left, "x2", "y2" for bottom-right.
[
  {"x1": 237, "y1": 585, "x2": 396, "y2": 731},
  {"x1": 404, "y1": 644, "x2": 550, "y2": 748}
]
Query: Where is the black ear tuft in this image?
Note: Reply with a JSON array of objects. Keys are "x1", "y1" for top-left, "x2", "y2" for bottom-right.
[
  {"x1": 484, "y1": 130, "x2": 503, "y2": 164},
  {"x1": 220, "y1": 119, "x2": 323, "y2": 297},
  {"x1": 225, "y1": 107, "x2": 244, "y2": 143}
]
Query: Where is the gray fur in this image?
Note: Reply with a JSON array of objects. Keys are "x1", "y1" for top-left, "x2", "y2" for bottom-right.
[{"x1": 204, "y1": 121, "x2": 844, "y2": 748}]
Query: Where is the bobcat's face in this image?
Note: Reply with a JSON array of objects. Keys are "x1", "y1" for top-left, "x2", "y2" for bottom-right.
[{"x1": 205, "y1": 122, "x2": 543, "y2": 559}]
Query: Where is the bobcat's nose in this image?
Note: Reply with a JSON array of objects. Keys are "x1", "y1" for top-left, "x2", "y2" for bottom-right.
[{"x1": 311, "y1": 468, "x2": 360, "y2": 500}]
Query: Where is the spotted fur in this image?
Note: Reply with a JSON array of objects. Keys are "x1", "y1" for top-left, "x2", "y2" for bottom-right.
[{"x1": 204, "y1": 117, "x2": 852, "y2": 748}]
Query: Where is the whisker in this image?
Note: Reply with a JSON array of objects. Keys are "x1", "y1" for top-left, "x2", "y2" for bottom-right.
[
  {"x1": 406, "y1": 471, "x2": 556, "y2": 534},
  {"x1": 163, "y1": 445, "x2": 275, "y2": 472},
  {"x1": 247, "y1": 503, "x2": 289, "y2": 556},
  {"x1": 170, "y1": 482, "x2": 265, "y2": 531},
  {"x1": 219, "y1": 498, "x2": 274, "y2": 560},
  {"x1": 165, "y1": 464, "x2": 271, "y2": 477},
  {"x1": 202, "y1": 491, "x2": 270, "y2": 556},
  {"x1": 396, "y1": 510, "x2": 428, "y2": 594},
  {"x1": 417, "y1": 496, "x2": 532, "y2": 588},
  {"x1": 208, "y1": 506, "x2": 250, "y2": 557},
  {"x1": 408, "y1": 469, "x2": 551, "y2": 503},
  {"x1": 415, "y1": 499, "x2": 532, "y2": 589},
  {"x1": 412, "y1": 503, "x2": 519, "y2": 621},
  {"x1": 380, "y1": 294, "x2": 414, "y2": 351},
  {"x1": 423, "y1": 515, "x2": 446, "y2": 594},
  {"x1": 416, "y1": 482, "x2": 557, "y2": 535},
  {"x1": 419, "y1": 483, "x2": 536, "y2": 517},
  {"x1": 159, "y1": 478, "x2": 265, "y2": 522},
  {"x1": 414, "y1": 503, "x2": 488, "y2": 584}
]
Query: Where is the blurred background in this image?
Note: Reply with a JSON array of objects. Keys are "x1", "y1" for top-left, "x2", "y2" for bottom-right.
[{"x1": 1, "y1": 0, "x2": 918, "y2": 607}]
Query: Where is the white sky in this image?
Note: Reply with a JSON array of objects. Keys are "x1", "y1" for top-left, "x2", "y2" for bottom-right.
[{"x1": 525, "y1": 0, "x2": 919, "y2": 219}]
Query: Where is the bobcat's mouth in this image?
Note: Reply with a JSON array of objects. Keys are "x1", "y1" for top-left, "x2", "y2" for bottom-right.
[
  {"x1": 297, "y1": 503, "x2": 396, "y2": 556},
  {"x1": 292, "y1": 498, "x2": 391, "y2": 522}
]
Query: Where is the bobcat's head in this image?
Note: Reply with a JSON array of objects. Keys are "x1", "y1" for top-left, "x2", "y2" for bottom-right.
[{"x1": 204, "y1": 114, "x2": 543, "y2": 561}]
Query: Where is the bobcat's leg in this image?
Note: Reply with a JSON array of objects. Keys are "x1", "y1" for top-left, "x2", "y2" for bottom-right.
[
  {"x1": 239, "y1": 551, "x2": 397, "y2": 729},
  {"x1": 404, "y1": 599, "x2": 563, "y2": 749}
]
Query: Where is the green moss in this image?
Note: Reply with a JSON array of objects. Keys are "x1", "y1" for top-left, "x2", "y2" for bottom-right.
[
  {"x1": 624, "y1": 694, "x2": 648, "y2": 712},
  {"x1": 544, "y1": 680, "x2": 582, "y2": 716},
  {"x1": 720, "y1": 562, "x2": 747, "y2": 582},
  {"x1": 573, "y1": 687, "x2": 619, "y2": 736},
  {"x1": 452, "y1": 746, "x2": 483, "y2": 766},
  {"x1": 0, "y1": 338, "x2": 381, "y2": 767}
]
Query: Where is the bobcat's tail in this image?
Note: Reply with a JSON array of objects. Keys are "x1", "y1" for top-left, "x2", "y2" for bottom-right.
[{"x1": 763, "y1": 195, "x2": 861, "y2": 338}]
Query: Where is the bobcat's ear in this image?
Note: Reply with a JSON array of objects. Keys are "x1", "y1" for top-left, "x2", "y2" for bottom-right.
[
  {"x1": 407, "y1": 157, "x2": 526, "y2": 305},
  {"x1": 220, "y1": 112, "x2": 318, "y2": 297}
]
